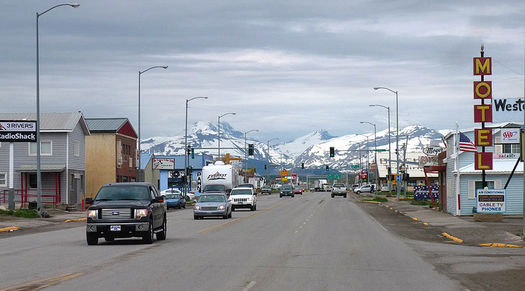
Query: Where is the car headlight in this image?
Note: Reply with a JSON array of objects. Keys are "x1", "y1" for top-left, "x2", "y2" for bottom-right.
[
  {"x1": 194, "y1": 205, "x2": 201, "y2": 210},
  {"x1": 219, "y1": 205, "x2": 225, "y2": 210},
  {"x1": 88, "y1": 209, "x2": 97, "y2": 219},
  {"x1": 135, "y1": 209, "x2": 148, "y2": 219}
]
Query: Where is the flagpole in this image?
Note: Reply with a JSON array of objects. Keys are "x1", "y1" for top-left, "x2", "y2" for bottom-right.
[{"x1": 455, "y1": 122, "x2": 461, "y2": 216}]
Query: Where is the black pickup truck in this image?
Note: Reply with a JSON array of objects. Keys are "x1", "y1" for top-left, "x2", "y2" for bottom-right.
[{"x1": 85, "y1": 182, "x2": 167, "y2": 245}]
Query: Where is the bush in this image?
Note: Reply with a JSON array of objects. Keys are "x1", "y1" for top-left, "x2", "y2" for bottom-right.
[
  {"x1": 0, "y1": 208, "x2": 39, "y2": 218},
  {"x1": 373, "y1": 197, "x2": 388, "y2": 202}
]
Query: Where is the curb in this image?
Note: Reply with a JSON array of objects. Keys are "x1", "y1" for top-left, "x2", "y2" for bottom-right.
[
  {"x1": 0, "y1": 226, "x2": 20, "y2": 232},
  {"x1": 65, "y1": 218, "x2": 86, "y2": 223},
  {"x1": 479, "y1": 243, "x2": 525, "y2": 248},
  {"x1": 442, "y1": 232, "x2": 464, "y2": 244},
  {"x1": 357, "y1": 200, "x2": 381, "y2": 204}
]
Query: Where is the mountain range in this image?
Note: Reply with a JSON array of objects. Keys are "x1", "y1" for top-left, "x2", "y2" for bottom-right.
[{"x1": 141, "y1": 121, "x2": 448, "y2": 173}]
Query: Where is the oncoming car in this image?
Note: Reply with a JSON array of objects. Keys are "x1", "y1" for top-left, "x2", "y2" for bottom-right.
[
  {"x1": 85, "y1": 182, "x2": 167, "y2": 245},
  {"x1": 193, "y1": 194, "x2": 232, "y2": 219},
  {"x1": 230, "y1": 187, "x2": 257, "y2": 211}
]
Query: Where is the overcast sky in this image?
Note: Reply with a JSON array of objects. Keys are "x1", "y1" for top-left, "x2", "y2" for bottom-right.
[{"x1": 1, "y1": 0, "x2": 524, "y2": 142}]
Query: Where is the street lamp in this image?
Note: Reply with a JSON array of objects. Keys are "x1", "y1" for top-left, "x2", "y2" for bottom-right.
[
  {"x1": 374, "y1": 86, "x2": 400, "y2": 199},
  {"x1": 217, "y1": 112, "x2": 236, "y2": 160},
  {"x1": 138, "y1": 65, "x2": 168, "y2": 176},
  {"x1": 266, "y1": 138, "x2": 279, "y2": 163},
  {"x1": 266, "y1": 138, "x2": 279, "y2": 185},
  {"x1": 369, "y1": 104, "x2": 392, "y2": 197},
  {"x1": 36, "y1": 3, "x2": 79, "y2": 215},
  {"x1": 184, "y1": 97, "x2": 208, "y2": 196},
  {"x1": 360, "y1": 121, "x2": 378, "y2": 190},
  {"x1": 355, "y1": 134, "x2": 369, "y2": 180},
  {"x1": 244, "y1": 129, "x2": 259, "y2": 183}
]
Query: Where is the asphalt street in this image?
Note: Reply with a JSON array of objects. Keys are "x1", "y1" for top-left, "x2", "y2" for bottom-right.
[{"x1": 0, "y1": 192, "x2": 462, "y2": 291}]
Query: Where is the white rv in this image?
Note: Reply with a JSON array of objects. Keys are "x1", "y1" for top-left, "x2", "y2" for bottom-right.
[{"x1": 201, "y1": 161, "x2": 241, "y2": 194}]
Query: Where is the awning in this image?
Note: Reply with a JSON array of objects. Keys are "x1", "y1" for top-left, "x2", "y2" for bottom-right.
[
  {"x1": 17, "y1": 164, "x2": 66, "y2": 173},
  {"x1": 456, "y1": 160, "x2": 523, "y2": 175}
]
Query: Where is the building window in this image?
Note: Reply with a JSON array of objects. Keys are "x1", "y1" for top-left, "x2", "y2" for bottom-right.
[
  {"x1": 502, "y1": 144, "x2": 520, "y2": 154},
  {"x1": 122, "y1": 176, "x2": 129, "y2": 182},
  {"x1": 0, "y1": 172, "x2": 7, "y2": 187},
  {"x1": 468, "y1": 180, "x2": 498, "y2": 199},
  {"x1": 28, "y1": 174, "x2": 37, "y2": 188},
  {"x1": 29, "y1": 141, "x2": 52, "y2": 156},
  {"x1": 74, "y1": 141, "x2": 80, "y2": 157}
]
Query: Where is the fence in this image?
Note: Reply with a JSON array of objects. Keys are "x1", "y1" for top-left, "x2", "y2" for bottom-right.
[{"x1": 1, "y1": 189, "x2": 60, "y2": 208}]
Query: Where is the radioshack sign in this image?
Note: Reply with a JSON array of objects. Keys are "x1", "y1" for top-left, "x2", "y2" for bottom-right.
[{"x1": 0, "y1": 120, "x2": 37, "y2": 142}]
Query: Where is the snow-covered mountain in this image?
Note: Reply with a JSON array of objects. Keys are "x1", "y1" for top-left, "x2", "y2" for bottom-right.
[{"x1": 142, "y1": 121, "x2": 446, "y2": 171}]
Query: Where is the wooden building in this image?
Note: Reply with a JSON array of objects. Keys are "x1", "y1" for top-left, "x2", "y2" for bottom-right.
[{"x1": 85, "y1": 118, "x2": 137, "y2": 197}]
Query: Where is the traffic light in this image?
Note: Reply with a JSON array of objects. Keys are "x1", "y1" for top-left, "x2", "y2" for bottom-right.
[
  {"x1": 325, "y1": 165, "x2": 329, "y2": 171},
  {"x1": 329, "y1": 147, "x2": 335, "y2": 157},
  {"x1": 301, "y1": 162, "x2": 305, "y2": 169},
  {"x1": 191, "y1": 148, "x2": 195, "y2": 159},
  {"x1": 403, "y1": 173, "x2": 410, "y2": 181},
  {"x1": 264, "y1": 164, "x2": 267, "y2": 170},
  {"x1": 248, "y1": 144, "x2": 254, "y2": 155},
  {"x1": 187, "y1": 147, "x2": 191, "y2": 156}
]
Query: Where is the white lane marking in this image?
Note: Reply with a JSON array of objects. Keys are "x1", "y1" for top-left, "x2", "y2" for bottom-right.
[{"x1": 243, "y1": 281, "x2": 256, "y2": 291}]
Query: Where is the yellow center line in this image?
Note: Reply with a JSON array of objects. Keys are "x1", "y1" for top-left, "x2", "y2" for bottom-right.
[
  {"x1": 0, "y1": 272, "x2": 83, "y2": 291},
  {"x1": 196, "y1": 201, "x2": 289, "y2": 235}
]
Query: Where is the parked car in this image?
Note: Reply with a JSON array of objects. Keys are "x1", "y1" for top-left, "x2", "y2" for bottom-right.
[
  {"x1": 261, "y1": 185, "x2": 272, "y2": 195},
  {"x1": 280, "y1": 184, "x2": 294, "y2": 198},
  {"x1": 164, "y1": 193, "x2": 186, "y2": 209},
  {"x1": 85, "y1": 182, "x2": 167, "y2": 245},
  {"x1": 351, "y1": 184, "x2": 360, "y2": 192},
  {"x1": 331, "y1": 183, "x2": 347, "y2": 198},
  {"x1": 161, "y1": 188, "x2": 181, "y2": 195},
  {"x1": 293, "y1": 186, "x2": 303, "y2": 195},
  {"x1": 193, "y1": 194, "x2": 232, "y2": 219},
  {"x1": 354, "y1": 184, "x2": 377, "y2": 194},
  {"x1": 230, "y1": 187, "x2": 257, "y2": 211}
]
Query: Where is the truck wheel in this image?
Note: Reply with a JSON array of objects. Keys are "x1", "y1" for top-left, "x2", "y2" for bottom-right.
[
  {"x1": 86, "y1": 233, "x2": 98, "y2": 245},
  {"x1": 142, "y1": 221, "x2": 154, "y2": 244},
  {"x1": 331, "y1": 195, "x2": 334, "y2": 198},
  {"x1": 223, "y1": 213, "x2": 228, "y2": 219},
  {"x1": 156, "y1": 217, "x2": 167, "y2": 241},
  {"x1": 194, "y1": 215, "x2": 199, "y2": 220},
  {"x1": 291, "y1": 195, "x2": 294, "y2": 198}
]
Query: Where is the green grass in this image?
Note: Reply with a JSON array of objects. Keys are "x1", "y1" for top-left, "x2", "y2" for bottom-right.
[
  {"x1": 410, "y1": 199, "x2": 439, "y2": 208},
  {"x1": 362, "y1": 197, "x2": 388, "y2": 203},
  {"x1": 0, "y1": 208, "x2": 39, "y2": 218}
]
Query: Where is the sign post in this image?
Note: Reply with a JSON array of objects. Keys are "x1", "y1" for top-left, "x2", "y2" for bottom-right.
[{"x1": 0, "y1": 120, "x2": 37, "y2": 210}]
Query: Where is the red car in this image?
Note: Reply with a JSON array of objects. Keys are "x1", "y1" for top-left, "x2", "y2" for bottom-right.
[{"x1": 293, "y1": 187, "x2": 303, "y2": 195}]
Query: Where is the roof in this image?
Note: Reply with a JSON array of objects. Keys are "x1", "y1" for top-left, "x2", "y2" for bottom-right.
[
  {"x1": 444, "y1": 122, "x2": 522, "y2": 140},
  {"x1": 0, "y1": 112, "x2": 90, "y2": 135},
  {"x1": 457, "y1": 160, "x2": 523, "y2": 174}
]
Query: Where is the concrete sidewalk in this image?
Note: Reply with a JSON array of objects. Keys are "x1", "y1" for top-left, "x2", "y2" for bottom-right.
[
  {"x1": 0, "y1": 208, "x2": 86, "y2": 235},
  {"x1": 365, "y1": 195, "x2": 525, "y2": 247}
]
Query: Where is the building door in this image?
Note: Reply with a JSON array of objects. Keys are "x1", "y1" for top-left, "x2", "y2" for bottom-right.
[{"x1": 69, "y1": 174, "x2": 77, "y2": 205}]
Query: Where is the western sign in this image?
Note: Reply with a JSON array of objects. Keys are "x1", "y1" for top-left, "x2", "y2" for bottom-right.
[
  {"x1": 0, "y1": 120, "x2": 37, "y2": 142},
  {"x1": 492, "y1": 98, "x2": 525, "y2": 122}
]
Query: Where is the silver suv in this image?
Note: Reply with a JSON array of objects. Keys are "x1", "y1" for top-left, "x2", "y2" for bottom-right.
[{"x1": 331, "y1": 183, "x2": 347, "y2": 198}]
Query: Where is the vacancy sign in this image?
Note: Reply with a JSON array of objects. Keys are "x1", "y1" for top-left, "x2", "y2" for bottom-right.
[
  {"x1": 0, "y1": 120, "x2": 37, "y2": 142},
  {"x1": 476, "y1": 189, "x2": 506, "y2": 213}
]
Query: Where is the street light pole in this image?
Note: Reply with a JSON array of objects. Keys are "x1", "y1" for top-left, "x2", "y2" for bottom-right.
[
  {"x1": 244, "y1": 129, "x2": 259, "y2": 183},
  {"x1": 374, "y1": 87, "x2": 400, "y2": 199},
  {"x1": 266, "y1": 138, "x2": 279, "y2": 185},
  {"x1": 138, "y1": 65, "x2": 168, "y2": 179},
  {"x1": 36, "y1": 3, "x2": 79, "y2": 215},
  {"x1": 361, "y1": 121, "x2": 378, "y2": 189},
  {"x1": 184, "y1": 97, "x2": 208, "y2": 196},
  {"x1": 370, "y1": 104, "x2": 391, "y2": 196},
  {"x1": 217, "y1": 112, "x2": 236, "y2": 161}
]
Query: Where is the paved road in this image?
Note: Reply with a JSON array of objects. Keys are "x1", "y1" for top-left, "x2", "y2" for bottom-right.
[{"x1": 0, "y1": 192, "x2": 462, "y2": 291}]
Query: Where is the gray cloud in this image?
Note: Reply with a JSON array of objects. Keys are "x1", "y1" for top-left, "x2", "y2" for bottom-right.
[{"x1": 1, "y1": 0, "x2": 524, "y2": 142}]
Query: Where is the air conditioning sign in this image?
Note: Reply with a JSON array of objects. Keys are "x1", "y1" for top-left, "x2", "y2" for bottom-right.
[
  {"x1": 0, "y1": 120, "x2": 37, "y2": 142},
  {"x1": 476, "y1": 189, "x2": 506, "y2": 213}
]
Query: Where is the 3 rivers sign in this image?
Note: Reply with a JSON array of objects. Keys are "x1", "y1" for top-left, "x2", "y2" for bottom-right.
[{"x1": 0, "y1": 120, "x2": 37, "y2": 142}]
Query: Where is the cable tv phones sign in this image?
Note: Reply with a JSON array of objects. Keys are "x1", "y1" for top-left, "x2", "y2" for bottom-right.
[{"x1": 0, "y1": 120, "x2": 37, "y2": 142}]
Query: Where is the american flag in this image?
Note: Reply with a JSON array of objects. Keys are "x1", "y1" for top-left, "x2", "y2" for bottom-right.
[{"x1": 459, "y1": 132, "x2": 477, "y2": 153}]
